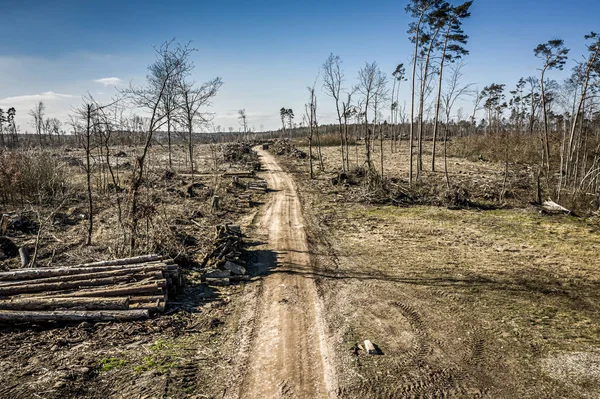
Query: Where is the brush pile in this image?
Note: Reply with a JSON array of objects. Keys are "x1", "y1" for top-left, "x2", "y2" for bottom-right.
[
  {"x1": 200, "y1": 224, "x2": 248, "y2": 285},
  {"x1": 0, "y1": 254, "x2": 182, "y2": 323},
  {"x1": 222, "y1": 142, "x2": 257, "y2": 163},
  {"x1": 271, "y1": 139, "x2": 307, "y2": 159}
]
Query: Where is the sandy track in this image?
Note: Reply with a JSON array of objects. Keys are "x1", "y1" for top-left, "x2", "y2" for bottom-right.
[{"x1": 235, "y1": 148, "x2": 333, "y2": 399}]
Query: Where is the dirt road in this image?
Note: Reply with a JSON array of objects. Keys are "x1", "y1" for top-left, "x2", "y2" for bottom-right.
[{"x1": 233, "y1": 148, "x2": 335, "y2": 398}]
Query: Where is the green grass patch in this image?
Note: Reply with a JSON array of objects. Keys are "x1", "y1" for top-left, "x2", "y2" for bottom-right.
[{"x1": 99, "y1": 357, "x2": 127, "y2": 372}]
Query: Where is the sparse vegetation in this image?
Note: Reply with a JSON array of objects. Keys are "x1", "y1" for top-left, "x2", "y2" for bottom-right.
[{"x1": 2, "y1": 1, "x2": 600, "y2": 398}]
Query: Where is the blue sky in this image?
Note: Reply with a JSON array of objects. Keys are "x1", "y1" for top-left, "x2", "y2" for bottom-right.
[{"x1": 1, "y1": 0, "x2": 599, "y2": 131}]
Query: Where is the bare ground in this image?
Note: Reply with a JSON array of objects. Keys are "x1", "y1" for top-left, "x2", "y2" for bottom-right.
[
  {"x1": 3, "y1": 140, "x2": 600, "y2": 398},
  {"x1": 0, "y1": 144, "x2": 270, "y2": 399},
  {"x1": 274, "y1": 140, "x2": 600, "y2": 398},
  {"x1": 225, "y1": 147, "x2": 336, "y2": 399}
]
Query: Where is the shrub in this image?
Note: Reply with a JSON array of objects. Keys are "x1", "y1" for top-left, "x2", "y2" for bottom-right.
[{"x1": 0, "y1": 149, "x2": 69, "y2": 205}]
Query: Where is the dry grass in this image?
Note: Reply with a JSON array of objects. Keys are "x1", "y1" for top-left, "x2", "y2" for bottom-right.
[
  {"x1": 278, "y1": 145, "x2": 600, "y2": 398},
  {"x1": 293, "y1": 138, "x2": 536, "y2": 209}
]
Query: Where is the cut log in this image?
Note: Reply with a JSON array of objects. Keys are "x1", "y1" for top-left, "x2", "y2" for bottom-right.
[
  {"x1": 203, "y1": 269, "x2": 231, "y2": 279},
  {"x1": 0, "y1": 309, "x2": 150, "y2": 323},
  {"x1": 222, "y1": 171, "x2": 255, "y2": 178},
  {"x1": 29, "y1": 282, "x2": 164, "y2": 298},
  {"x1": 205, "y1": 277, "x2": 230, "y2": 286},
  {"x1": 229, "y1": 275, "x2": 253, "y2": 282},
  {"x1": 542, "y1": 200, "x2": 571, "y2": 215},
  {"x1": 70, "y1": 254, "x2": 164, "y2": 268},
  {"x1": 0, "y1": 297, "x2": 129, "y2": 311},
  {"x1": 0, "y1": 261, "x2": 174, "y2": 282},
  {"x1": 130, "y1": 299, "x2": 165, "y2": 313},
  {"x1": 224, "y1": 261, "x2": 246, "y2": 275},
  {"x1": 0, "y1": 272, "x2": 165, "y2": 296},
  {"x1": 129, "y1": 295, "x2": 166, "y2": 304},
  {"x1": 0, "y1": 265, "x2": 166, "y2": 287},
  {"x1": 19, "y1": 247, "x2": 30, "y2": 267}
]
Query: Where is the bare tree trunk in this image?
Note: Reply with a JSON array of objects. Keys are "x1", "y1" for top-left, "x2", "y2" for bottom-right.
[
  {"x1": 432, "y1": 33, "x2": 450, "y2": 172},
  {"x1": 443, "y1": 123, "x2": 450, "y2": 188},
  {"x1": 316, "y1": 125, "x2": 324, "y2": 171},
  {"x1": 409, "y1": 14, "x2": 425, "y2": 185},
  {"x1": 188, "y1": 125, "x2": 194, "y2": 177},
  {"x1": 308, "y1": 133, "x2": 314, "y2": 179},
  {"x1": 564, "y1": 73, "x2": 594, "y2": 196},
  {"x1": 417, "y1": 26, "x2": 441, "y2": 179},
  {"x1": 86, "y1": 104, "x2": 93, "y2": 246},
  {"x1": 379, "y1": 123, "x2": 384, "y2": 178},
  {"x1": 540, "y1": 70, "x2": 550, "y2": 175},
  {"x1": 390, "y1": 79, "x2": 397, "y2": 154},
  {"x1": 167, "y1": 116, "x2": 172, "y2": 168}
]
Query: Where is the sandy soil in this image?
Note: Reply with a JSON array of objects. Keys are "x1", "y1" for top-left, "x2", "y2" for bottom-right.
[{"x1": 226, "y1": 147, "x2": 336, "y2": 398}]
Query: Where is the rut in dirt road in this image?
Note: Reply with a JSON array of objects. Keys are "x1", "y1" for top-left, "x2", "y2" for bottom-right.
[{"x1": 238, "y1": 148, "x2": 334, "y2": 399}]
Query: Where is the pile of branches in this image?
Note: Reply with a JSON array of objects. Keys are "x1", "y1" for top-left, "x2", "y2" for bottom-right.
[
  {"x1": 0, "y1": 254, "x2": 182, "y2": 323},
  {"x1": 271, "y1": 139, "x2": 307, "y2": 159},
  {"x1": 222, "y1": 142, "x2": 258, "y2": 163},
  {"x1": 200, "y1": 224, "x2": 248, "y2": 285}
]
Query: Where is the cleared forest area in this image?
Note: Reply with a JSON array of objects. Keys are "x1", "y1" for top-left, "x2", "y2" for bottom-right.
[
  {"x1": 274, "y1": 139, "x2": 600, "y2": 398},
  {"x1": 1, "y1": 0, "x2": 599, "y2": 398}
]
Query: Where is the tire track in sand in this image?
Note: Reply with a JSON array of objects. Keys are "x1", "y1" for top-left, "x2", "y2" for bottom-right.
[{"x1": 234, "y1": 147, "x2": 335, "y2": 399}]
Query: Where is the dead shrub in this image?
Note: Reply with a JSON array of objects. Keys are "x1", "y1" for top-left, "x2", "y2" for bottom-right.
[
  {"x1": 0, "y1": 149, "x2": 69, "y2": 205},
  {"x1": 441, "y1": 185, "x2": 472, "y2": 208},
  {"x1": 315, "y1": 132, "x2": 357, "y2": 147}
]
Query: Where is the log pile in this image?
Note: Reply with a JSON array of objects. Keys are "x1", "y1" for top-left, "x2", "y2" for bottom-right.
[
  {"x1": 200, "y1": 225, "x2": 248, "y2": 286},
  {"x1": 0, "y1": 254, "x2": 182, "y2": 323},
  {"x1": 247, "y1": 180, "x2": 268, "y2": 193},
  {"x1": 271, "y1": 139, "x2": 307, "y2": 159},
  {"x1": 237, "y1": 194, "x2": 252, "y2": 207},
  {"x1": 222, "y1": 171, "x2": 256, "y2": 178}
]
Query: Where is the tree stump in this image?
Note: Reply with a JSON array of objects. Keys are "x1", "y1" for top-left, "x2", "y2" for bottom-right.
[
  {"x1": 19, "y1": 247, "x2": 30, "y2": 268},
  {"x1": 211, "y1": 196, "x2": 220, "y2": 211}
]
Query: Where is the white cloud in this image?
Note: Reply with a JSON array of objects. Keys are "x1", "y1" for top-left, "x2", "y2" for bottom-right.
[
  {"x1": 94, "y1": 77, "x2": 122, "y2": 86},
  {"x1": 0, "y1": 92, "x2": 77, "y2": 130},
  {"x1": 0, "y1": 91, "x2": 74, "y2": 105}
]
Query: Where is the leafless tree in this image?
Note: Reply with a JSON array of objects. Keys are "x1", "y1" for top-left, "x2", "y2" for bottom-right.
[
  {"x1": 238, "y1": 109, "x2": 248, "y2": 140},
  {"x1": 322, "y1": 53, "x2": 347, "y2": 171},
  {"x1": 177, "y1": 76, "x2": 223, "y2": 177},
  {"x1": 560, "y1": 32, "x2": 600, "y2": 197},
  {"x1": 341, "y1": 87, "x2": 358, "y2": 171},
  {"x1": 28, "y1": 101, "x2": 45, "y2": 146},
  {"x1": 391, "y1": 64, "x2": 406, "y2": 153},
  {"x1": 441, "y1": 62, "x2": 474, "y2": 186},
  {"x1": 357, "y1": 61, "x2": 387, "y2": 172},
  {"x1": 123, "y1": 40, "x2": 194, "y2": 253},
  {"x1": 305, "y1": 83, "x2": 318, "y2": 179},
  {"x1": 71, "y1": 94, "x2": 120, "y2": 246}
]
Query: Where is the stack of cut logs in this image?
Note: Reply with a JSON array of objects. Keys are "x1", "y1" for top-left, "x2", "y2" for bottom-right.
[
  {"x1": 200, "y1": 225, "x2": 248, "y2": 286},
  {"x1": 247, "y1": 179, "x2": 268, "y2": 193},
  {"x1": 0, "y1": 254, "x2": 182, "y2": 323}
]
